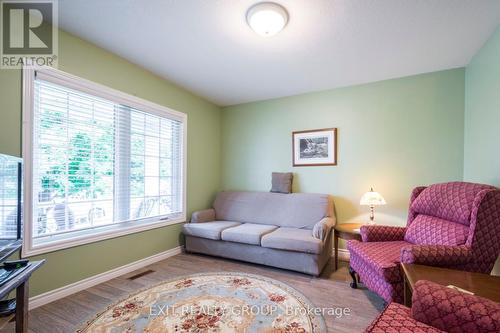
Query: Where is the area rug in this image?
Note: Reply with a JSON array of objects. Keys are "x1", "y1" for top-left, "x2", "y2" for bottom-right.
[{"x1": 77, "y1": 272, "x2": 327, "y2": 332}]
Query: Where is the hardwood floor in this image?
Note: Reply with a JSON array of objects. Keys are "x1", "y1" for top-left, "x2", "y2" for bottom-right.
[{"x1": 1, "y1": 253, "x2": 385, "y2": 333}]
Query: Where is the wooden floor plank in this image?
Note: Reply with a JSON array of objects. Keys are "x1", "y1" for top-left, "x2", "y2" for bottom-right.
[{"x1": 0, "y1": 253, "x2": 384, "y2": 333}]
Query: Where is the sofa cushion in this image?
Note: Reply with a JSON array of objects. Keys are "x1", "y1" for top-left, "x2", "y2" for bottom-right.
[
  {"x1": 261, "y1": 227, "x2": 323, "y2": 254},
  {"x1": 214, "y1": 191, "x2": 333, "y2": 229},
  {"x1": 182, "y1": 221, "x2": 240, "y2": 240},
  {"x1": 347, "y1": 240, "x2": 412, "y2": 282},
  {"x1": 366, "y1": 302, "x2": 444, "y2": 333},
  {"x1": 410, "y1": 182, "x2": 494, "y2": 226},
  {"x1": 221, "y1": 223, "x2": 278, "y2": 245},
  {"x1": 405, "y1": 215, "x2": 470, "y2": 246}
]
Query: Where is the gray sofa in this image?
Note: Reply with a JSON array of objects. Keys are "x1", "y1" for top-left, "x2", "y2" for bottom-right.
[{"x1": 182, "y1": 191, "x2": 336, "y2": 276}]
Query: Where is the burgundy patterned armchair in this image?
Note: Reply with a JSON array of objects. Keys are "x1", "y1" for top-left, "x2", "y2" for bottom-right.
[
  {"x1": 366, "y1": 280, "x2": 500, "y2": 333},
  {"x1": 347, "y1": 182, "x2": 500, "y2": 303}
]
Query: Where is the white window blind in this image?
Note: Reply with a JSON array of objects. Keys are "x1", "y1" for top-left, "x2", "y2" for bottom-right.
[{"x1": 25, "y1": 69, "x2": 186, "y2": 252}]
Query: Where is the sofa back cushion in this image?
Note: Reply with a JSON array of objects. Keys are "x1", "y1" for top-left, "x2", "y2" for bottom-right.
[
  {"x1": 410, "y1": 182, "x2": 494, "y2": 226},
  {"x1": 213, "y1": 191, "x2": 333, "y2": 229},
  {"x1": 405, "y1": 215, "x2": 469, "y2": 246}
]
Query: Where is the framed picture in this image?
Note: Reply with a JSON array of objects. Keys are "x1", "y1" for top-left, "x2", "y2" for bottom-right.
[{"x1": 292, "y1": 128, "x2": 337, "y2": 166}]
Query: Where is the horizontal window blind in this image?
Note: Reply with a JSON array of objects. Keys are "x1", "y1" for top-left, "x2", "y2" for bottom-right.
[
  {"x1": 32, "y1": 77, "x2": 184, "y2": 240},
  {"x1": 0, "y1": 156, "x2": 21, "y2": 239}
]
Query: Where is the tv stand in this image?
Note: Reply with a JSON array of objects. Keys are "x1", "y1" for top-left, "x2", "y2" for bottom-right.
[{"x1": 0, "y1": 260, "x2": 45, "y2": 333}]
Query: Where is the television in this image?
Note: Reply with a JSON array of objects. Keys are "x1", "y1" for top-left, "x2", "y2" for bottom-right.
[{"x1": 0, "y1": 154, "x2": 22, "y2": 261}]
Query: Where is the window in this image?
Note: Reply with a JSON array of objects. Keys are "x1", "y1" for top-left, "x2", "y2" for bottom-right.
[{"x1": 22, "y1": 66, "x2": 187, "y2": 256}]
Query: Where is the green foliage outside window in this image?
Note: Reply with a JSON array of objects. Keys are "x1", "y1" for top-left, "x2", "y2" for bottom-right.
[{"x1": 39, "y1": 109, "x2": 115, "y2": 200}]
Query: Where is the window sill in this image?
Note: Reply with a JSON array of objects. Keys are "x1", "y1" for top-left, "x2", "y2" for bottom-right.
[{"x1": 22, "y1": 216, "x2": 186, "y2": 257}]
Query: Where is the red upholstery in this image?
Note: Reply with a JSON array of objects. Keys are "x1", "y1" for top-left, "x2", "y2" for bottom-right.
[
  {"x1": 465, "y1": 190, "x2": 500, "y2": 273},
  {"x1": 366, "y1": 281, "x2": 500, "y2": 333},
  {"x1": 407, "y1": 186, "x2": 427, "y2": 225},
  {"x1": 348, "y1": 241, "x2": 411, "y2": 303},
  {"x1": 365, "y1": 302, "x2": 444, "y2": 333},
  {"x1": 404, "y1": 215, "x2": 470, "y2": 246},
  {"x1": 411, "y1": 281, "x2": 500, "y2": 333},
  {"x1": 348, "y1": 182, "x2": 500, "y2": 303},
  {"x1": 410, "y1": 182, "x2": 494, "y2": 226},
  {"x1": 361, "y1": 225, "x2": 407, "y2": 242},
  {"x1": 401, "y1": 245, "x2": 471, "y2": 267},
  {"x1": 348, "y1": 241, "x2": 410, "y2": 283}
]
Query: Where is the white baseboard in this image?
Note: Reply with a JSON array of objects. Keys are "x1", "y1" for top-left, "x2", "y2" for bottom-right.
[
  {"x1": 30, "y1": 245, "x2": 347, "y2": 310},
  {"x1": 334, "y1": 249, "x2": 350, "y2": 262},
  {"x1": 29, "y1": 246, "x2": 183, "y2": 310}
]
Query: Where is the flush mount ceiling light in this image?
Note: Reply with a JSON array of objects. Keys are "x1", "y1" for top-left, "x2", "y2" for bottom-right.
[{"x1": 246, "y1": 2, "x2": 288, "y2": 37}]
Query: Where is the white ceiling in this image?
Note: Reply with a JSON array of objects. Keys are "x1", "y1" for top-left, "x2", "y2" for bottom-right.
[{"x1": 58, "y1": 0, "x2": 500, "y2": 106}]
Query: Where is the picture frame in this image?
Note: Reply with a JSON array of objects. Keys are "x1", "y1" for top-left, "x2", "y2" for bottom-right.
[{"x1": 292, "y1": 128, "x2": 337, "y2": 166}]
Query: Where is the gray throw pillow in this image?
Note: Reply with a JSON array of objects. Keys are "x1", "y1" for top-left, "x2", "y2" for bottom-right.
[{"x1": 270, "y1": 172, "x2": 293, "y2": 194}]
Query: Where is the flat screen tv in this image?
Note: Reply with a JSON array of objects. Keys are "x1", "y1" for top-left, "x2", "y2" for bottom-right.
[{"x1": 0, "y1": 154, "x2": 22, "y2": 261}]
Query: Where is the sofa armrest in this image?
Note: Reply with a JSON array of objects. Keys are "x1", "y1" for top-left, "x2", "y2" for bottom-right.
[
  {"x1": 411, "y1": 280, "x2": 500, "y2": 333},
  {"x1": 190, "y1": 208, "x2": 216, "y2": 223},
  {"x1": 361, "y1": 225, "x2": 406, "y2": 242},
  {"x1": 313, "y1": 217, "x2": 335, "y2": 241},
  {"x1": 401, "y1": 245, "x2": 472, "y2": 267}
]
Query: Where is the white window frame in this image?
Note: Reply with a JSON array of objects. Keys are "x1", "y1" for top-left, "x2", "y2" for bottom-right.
[{"x1": 22, "y1": 65, "x2": 187, "y2": 257}]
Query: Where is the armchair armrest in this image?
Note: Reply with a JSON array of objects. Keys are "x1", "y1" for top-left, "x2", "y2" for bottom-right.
[
  {"x1": 313, "y1": 217, "x2": 335, "y2": 241},
  {"x1": 411, "y1": 280, "x2": 500, "y2": 333},
  {"x1": 401, "y1": 245, "x2": 472, "y2": 266},
  {"x1": 190, "y1": 208, "x2": 216, "y2": 223},
  {"x1": 360, "y1": 225, "x2": 406, "y2": 242}
]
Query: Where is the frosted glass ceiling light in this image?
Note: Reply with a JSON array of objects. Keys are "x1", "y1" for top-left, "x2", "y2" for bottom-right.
[{"x1": 246, "y1": 2, "x2": 288, "y2": 37}]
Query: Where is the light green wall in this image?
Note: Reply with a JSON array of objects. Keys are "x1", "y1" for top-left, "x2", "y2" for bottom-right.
[
  {"x1": 464, "y1": 26, "x2": 500, "y2": 187},
  {"x1": 0, "y1": 30, "x2": 222, "y2": 296},
  {"x1": 0, "y1": 23, "x2": 492, "y2": 296},
  {"x1": 464, "y1": 26, "x2": 500, "y2": 275},
  {"x1": 222, "y1": 69, "x2": 465, "y2": 234}
]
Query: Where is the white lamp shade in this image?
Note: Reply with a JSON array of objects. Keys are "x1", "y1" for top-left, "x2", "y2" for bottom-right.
[{"x1": 360, "y1": 189, "x2": 386, "y2": 206}]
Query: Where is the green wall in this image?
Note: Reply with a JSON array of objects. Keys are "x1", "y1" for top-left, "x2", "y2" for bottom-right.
[
  {"x1": 222, "y1": 69, "x2": 465, "y2": 231},
  {"x1": 464, "y1": 26, "x2": 500, "y2": 186},
  {"x1": 0, "y1": 23, "x2": 494, "y2": 297},
  {"x1": 0, "y1": 30, "x2": 222, "y2": 296},
  {"x1": 464, "y1": 26, "x2": 500, "y2": 275}
]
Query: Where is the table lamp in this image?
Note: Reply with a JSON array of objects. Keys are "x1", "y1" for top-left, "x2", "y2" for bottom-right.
[{"x1": 360, "y1": 188, "x2": 386, "y2": 224}]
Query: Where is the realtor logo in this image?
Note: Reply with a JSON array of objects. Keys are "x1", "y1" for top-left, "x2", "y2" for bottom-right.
[{"x1": 1, "y1": 0, "x2": 58, "y2": 68}]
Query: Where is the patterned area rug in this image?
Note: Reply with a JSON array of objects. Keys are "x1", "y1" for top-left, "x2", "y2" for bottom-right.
[{"x1": 77, "y1": 272, "x2": 327, "y2": 332}]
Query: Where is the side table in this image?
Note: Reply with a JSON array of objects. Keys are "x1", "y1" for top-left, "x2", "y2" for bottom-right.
[
  {"x1": 0, "y1": 260, "x2": 45, "y2": 333},
  {"x1": 401, "y1": 263, "x2": 500, "y2": 307},
  {"x1": 333, "y1": 223, "x2": 363, "y2": 271}
]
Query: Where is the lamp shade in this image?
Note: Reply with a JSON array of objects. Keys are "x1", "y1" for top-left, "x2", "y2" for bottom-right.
[{"x1": 360, "y1": 188, "x2": 386, "y2": 206}]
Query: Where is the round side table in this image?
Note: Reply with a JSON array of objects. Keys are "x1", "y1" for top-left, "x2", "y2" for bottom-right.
[{"x1": 333, "y1": 223, "x2": 363, "y2": 271}]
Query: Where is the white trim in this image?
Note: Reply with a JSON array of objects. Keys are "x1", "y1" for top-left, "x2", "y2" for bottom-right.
[
  {"x1": 24, "y1": 218, "x2": 185, "y2": 257},
  {"x1": 33, "y1": 66, "x2": 187, "y2": 122},
  {"x1": 29, "y1": 246, "x2": 184, "y2": 310},
  {"x1": 21, "y1": 65, "x2": 188, "y2": 257},
  {"x1": 22, "y1": 66, "x2": 35, "y2": 256}
]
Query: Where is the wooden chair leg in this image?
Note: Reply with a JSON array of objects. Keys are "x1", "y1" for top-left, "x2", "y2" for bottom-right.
[{"x1": 349, "y1": 266, "x2": 358, "y2": 289}]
